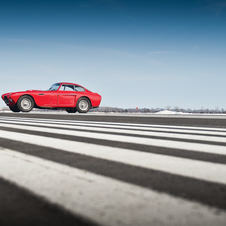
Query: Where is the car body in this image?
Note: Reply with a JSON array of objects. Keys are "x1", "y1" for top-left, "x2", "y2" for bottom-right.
[{"x1": 2, "y1": 82, "x2": 102, "y2": 113}]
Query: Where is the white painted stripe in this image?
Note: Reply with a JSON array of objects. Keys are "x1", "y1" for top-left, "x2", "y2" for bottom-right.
[
  {"x1": 1, "y1": 130, "x2": 226, "y2": 185},
  {"x1": 35, "y1": 121, "x2": 226, "y2": 136},
  {"x1": 1, "y1": 122, "x2": 226, "y2": 156},
  {"x1": 0, "y1": 148, "x2": 226, "y2": 226},
  {"x1": 1, "y1": 119, "x2": 226, "y2": 143},
  {"x1": 2, "y1": 116, "x2": 226, "y2": 143},
  {"x1": 2, "y1": 116, "x2": 226, "y2": 133}
]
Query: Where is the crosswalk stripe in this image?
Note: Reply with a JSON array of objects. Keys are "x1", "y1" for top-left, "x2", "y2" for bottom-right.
[
  {"x1": 1, "y1": 129, "x2": 226, "y2": 185},
  {"x1": 1, "y1": 122, "x2": 226, "y2": 156},
  {"x1": 1, "y1": 148, "x2": 226, "y2": 226}
]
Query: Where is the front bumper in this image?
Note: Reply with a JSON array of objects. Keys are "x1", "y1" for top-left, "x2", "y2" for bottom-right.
[{"x1": 3, "y1": 95, "x2": 15, "y2": 107}]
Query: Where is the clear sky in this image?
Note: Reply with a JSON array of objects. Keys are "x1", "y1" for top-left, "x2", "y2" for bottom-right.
[{"x1": 0, "y1": 0, "x2": 226, "y2": 109}]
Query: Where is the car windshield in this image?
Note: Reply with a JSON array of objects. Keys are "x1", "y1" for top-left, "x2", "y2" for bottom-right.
[{"x1": 49, "y1": 83, "x2": 60, "y2": 91}]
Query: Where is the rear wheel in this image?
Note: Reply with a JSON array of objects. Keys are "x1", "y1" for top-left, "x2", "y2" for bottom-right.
[
  {"x1": 9, "y1": 105, "x2": 20, "y2": 112},
  {"x1": 17, "y1": 95, "x2": 34, "y2": 112},
  {"x1": 76, "y1": 97, "x2": 91, "y2": 113}
]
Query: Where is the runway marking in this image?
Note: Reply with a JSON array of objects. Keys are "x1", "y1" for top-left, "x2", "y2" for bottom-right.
[
  {"x1": 1, "y1": 116, "x2": 226, "y2": 225},
  {"x1": 0, "y1": 129, "x2": 226, "y2": 185},
  {"x1": 1, "y1": 116, "x2": 226, "y2": 134},
  {"x1": 3, "y1": 119, "x2": 226, "y2": 141},
  {"x1": 0, "y1": 148, "x2": 226, "y2": 226},
  {"x1": 1, "y1": 122, "x2": 226, "y2": 156}
]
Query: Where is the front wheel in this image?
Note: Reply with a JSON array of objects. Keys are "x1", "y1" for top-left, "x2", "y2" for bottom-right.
[
  {"x1": 17, "y1": 95, "x2": 34, "y2": 112},
  {"x1": 76, "y1": 97, "x2": 91, "y2": 113}
]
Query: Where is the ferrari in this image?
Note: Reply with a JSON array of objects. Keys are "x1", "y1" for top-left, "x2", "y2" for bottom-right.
[{"x1": 2, "y1": 82, "x2": 102, "y2": 113}]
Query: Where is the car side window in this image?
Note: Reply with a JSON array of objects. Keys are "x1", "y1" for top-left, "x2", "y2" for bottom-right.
[
  {"x1": 59, "y1": 85, "x2": 74, "y2": 91},
  {"x1": 74, "y1": 86, "x2": 85, "y2": 91}
]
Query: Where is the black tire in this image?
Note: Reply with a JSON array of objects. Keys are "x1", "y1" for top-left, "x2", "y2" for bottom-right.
[
  {"x1": 76, "y1": 97, "x2": 91, "y2": 113},
  {"x1": 66, "y1": 109, "x2": 77, "y2": 113},
  {"x1": 17, "y1": 95, "x2": 34, "y2": 112},
  {"x1": 9, "y1": 105, "x2": 20, "y2": 112}
]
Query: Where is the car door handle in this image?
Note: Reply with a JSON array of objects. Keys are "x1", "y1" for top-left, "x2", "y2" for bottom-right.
[
  {"x1": 38, "y1": 93, "x2": 44, "y2": 95},
  {"x1": 70, "y1": 94, "x2": 76, "y2": 95}
]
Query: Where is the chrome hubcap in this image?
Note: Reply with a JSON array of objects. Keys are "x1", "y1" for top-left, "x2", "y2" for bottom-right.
[
  {"x1": 79, "y1": 100, "x2": 88, "y2": 111},
  {"x1": 21, "y1": 98, "x2": 31, "y2": 110}
]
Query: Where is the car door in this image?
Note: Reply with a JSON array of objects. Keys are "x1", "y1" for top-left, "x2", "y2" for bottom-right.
[
  {"x1": 34, "y1": 91, "x2": 58, "y2": 107},
  {"x1": 57, "y1": 84, "x2": 76, "y2": 107}
]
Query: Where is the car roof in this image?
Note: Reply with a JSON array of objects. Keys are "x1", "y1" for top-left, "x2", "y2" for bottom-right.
[{"x1": 58, "y1": 82, "x2": 80, "y2": 86}]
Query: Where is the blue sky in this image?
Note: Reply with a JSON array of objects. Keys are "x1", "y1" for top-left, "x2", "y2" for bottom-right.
[{"x1": 0, "y1": 0, "x2": 226, "y2": 109}]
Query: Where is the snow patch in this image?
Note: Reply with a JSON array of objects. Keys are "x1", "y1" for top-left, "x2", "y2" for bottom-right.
[{"x1": 155, "y1": 110, "x2": 188, "y2": 114}]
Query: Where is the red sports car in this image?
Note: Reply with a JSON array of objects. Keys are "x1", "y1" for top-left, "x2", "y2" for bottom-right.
[{"x1": 2, "y1": 82, "x2": 102, "y2": 113}]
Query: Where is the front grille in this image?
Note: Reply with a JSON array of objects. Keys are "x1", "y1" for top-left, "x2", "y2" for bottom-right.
[{"x1": 4, "y1": 96, "x2": 9, "y2": 104}]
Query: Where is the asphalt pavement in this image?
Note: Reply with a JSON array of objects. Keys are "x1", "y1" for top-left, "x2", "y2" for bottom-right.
[{"x1": 0, "y1": 112, "x2": 226, "y2": 226}]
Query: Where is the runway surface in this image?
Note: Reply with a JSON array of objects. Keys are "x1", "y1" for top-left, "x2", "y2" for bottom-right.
[{"x1": 0, "y1": 112, "x2": 226, "y2": 226}]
